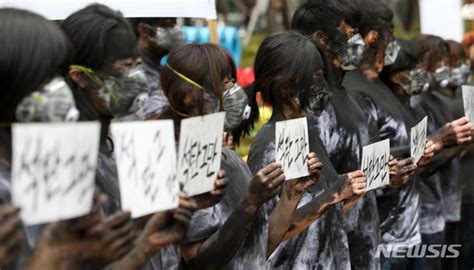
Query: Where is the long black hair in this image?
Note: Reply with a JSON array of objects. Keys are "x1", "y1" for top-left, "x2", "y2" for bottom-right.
[
  {"x1": 0, "y1": 8, "x2": 72, "y2": 123},
  {"x1": 232, "y1": 31, "x2": 329, "y2": 143},
  {"x1": 0, "y1": 8, "x2": 72, "y2": 162}
]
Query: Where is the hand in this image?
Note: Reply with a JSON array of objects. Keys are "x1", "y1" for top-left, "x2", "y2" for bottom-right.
[
  {"x1": 0, "y1": 205, "x2": 23, "y2": 268},
  {"x1": 139, "y1": 192, "x2": 196, "y2": 256},
  {"x1": 285, "y1": 153, "x2": 322, "y2": 196},
  {"x1": 247, "y1": 163, "x2": 286, "y2": 206},
  {"x1": 433, "y1": 117, "x2": 473, "y2": 148},
  {"x1": 337, "y1": 170, "x2": 366, "y2": 202},
  {"x1": 81, "y1": 211, "x2": 135, "y2": 265},
  {"x1": 389, "y1": 157, "x2": 417, "y2": 188},
  {"x1": 418, "y1": 140, "x2": 436, "y2": 166},
  {"x1": 188, "y1": 170, "x2": 228, "y2": 209}
]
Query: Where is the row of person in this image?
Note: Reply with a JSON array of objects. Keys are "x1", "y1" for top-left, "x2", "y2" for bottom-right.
[{"x1": 1, "y1": 0, "x2": 474, "y2": 269}]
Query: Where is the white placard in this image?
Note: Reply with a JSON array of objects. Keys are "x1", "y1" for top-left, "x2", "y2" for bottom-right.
[
  {"x1": 177, "y1": 112, "x2": 225, "y2": 197},
  {"x1": 361, "y1": 139, "x2": 390, "y2": 191},
  {"x1": 0, "y1": 0, "x2": 217, "y2": 20},
  {"x1": 11, "y1": 122, "x2": 100, "y2": 225},
  {"x1": 275, "y1": 117, "x2": 310, "y2": 180},
  {"x1": 111, "y1": 121, "x2": 179, "y2": 218},
  {"x1": 411, "y1": 116, "x2": 428, "y2": 163},
  {"x1": 462, "y1": 85, "x2": 474, "y2": 123},
  {"x1": 420, "y1": 0, "x2": 464, "y2": 42}
]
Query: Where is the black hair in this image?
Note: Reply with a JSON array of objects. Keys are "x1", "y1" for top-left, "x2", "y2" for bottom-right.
[
  {"x1": 0, "y1": 8, "x2": 72, "y2": 161},
  {"x1": 291, "y1": 0, "x2": 359, "y2": 51},
  {"x1": 128, "y1": 17, "x2": 177, "y2": 37},
  {"x1": 380, "y1": 39, "x2": 422, "y2": 88},
  {"x1": 152, "y1": 43, "x2": 236, "y2": 139},
  {"x1": 0, "y1": 8, "x2": 72, "y2": 123},
  {"x1": 61, "y1": 4, "x2": 139, "y2": 142},
  {"x1": 413, "y1": 34, "x2": 450, "y2": 72},
  {"x1": 61, "y1": 4, "x2": 138, "y2": 72},
  {"x1": 232, "y1": 31, "x2": 328, "y2": 142},
  {"x1": 355, "y1": 0, "x2": 394, "y2": 37}
]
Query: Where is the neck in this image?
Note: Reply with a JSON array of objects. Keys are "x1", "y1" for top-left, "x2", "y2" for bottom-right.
[
  {"x1": 392, "y1": 86, "x2": 411, "y2": 109},
  {"x1": 436, "y1": 87, "x2": 456, "y2": 97}
]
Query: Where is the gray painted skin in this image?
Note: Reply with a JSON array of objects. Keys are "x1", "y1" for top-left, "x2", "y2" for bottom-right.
[
  {"x1": 310, "y1": 85, "x2": 382, "y2": 270},
  {"x1": 248, "y1": 120, "x2": 351, "y2": 270},
  {"x1": 343, "y1": 69, "x2": 422, "y2": 248}
]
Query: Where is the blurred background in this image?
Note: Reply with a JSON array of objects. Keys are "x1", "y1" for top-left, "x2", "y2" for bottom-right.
[{"x1": 180, "y1": 0, "x2": 474, "y2": 157}]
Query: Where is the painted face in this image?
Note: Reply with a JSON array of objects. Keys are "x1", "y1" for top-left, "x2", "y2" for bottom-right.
[
  {"x1": 449, "y1": 61, "x2": 471, "y2": 87},
  {"x1": 297, "y1": 71, "x2": 332, "y2": 115},
  {"x1": 432, "y1": 64, "x2": 450, "y2": 88},
  {"x1": 399, "y1": 68, "x2": 430, "y2": 95},
  {"x1": 384, "y1": 39, "x2": 401, "y2": 66}
]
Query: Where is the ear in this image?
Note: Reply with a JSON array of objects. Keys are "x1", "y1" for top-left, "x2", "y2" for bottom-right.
[
  {"x1": 137, "y1": 22, "x2": 152, "y2": 38},
  {"x1": 311, "y1": 31, "x2": 329, "y2": 46},
  {"x1": 69, "y1": 69, "x2": 88, "y2": 89},
  {"x1": 364, "y1": 30, "x2": 379, "y2": 46}
]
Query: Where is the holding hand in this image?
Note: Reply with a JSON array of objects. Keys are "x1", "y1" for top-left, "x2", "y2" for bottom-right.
[
  {"x1": 418, "y1": 140, "x2": 436, "y2": 166},
  {"x1": 188, "y1": 170, "x2": 228, "y2": 209},
  {"x1": 247, "y1": 163, "x2": 286, "y2": 207},
  {"x1": 337, "y1": 170, "x2": 366, "y2": 202},
  {"x1": 432, "y1": 117, "x2": 473, "y2": 148},
  {"x1": 389, "y1": 157, "x2": 417, "y2": 188},
  {"x1": 0, "y1": 205, "x2": 23, "y2": 269},
  {"x1": 285, "y1": 152, "x2": 322, "y2": 196}
]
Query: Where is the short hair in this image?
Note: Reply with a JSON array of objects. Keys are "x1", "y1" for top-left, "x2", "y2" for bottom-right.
[{"x1": 61, "y1": 3, "x2": 138, "y2": 72}]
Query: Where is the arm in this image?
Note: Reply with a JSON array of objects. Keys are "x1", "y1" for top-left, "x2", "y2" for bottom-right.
[
  {"x1": 282, "y1": 170, "x2": 366, "y2": 241},
  {"x1": 266, "y1": 153, "x2": 322, "y2": 257},
  {"x1": 180, "y1": 163, "x2": 285, "y2": 270},
  {"x1": 419, "y1": 145, "x2": 465, "y2": 177}
]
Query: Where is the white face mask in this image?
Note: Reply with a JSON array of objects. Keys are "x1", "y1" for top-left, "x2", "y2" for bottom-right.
[
  {"x1": 339, "y1": 34, "x2": 366, "y2": 71},
  {"x1": 223, "y1": 83, "x2": 251, "y2": 131},
  {"x1": 16, "y1": 77, "x2": 80, "y2": 123},
  {"x1": 384, "y1": 40, "x2": 401, "y2": 66},
  {"x1": 433, "y1": 65, "x2": 451, "y2": 88},
  {"x1": 450, "y1": 62, "x2": 471, "y2": 87}
]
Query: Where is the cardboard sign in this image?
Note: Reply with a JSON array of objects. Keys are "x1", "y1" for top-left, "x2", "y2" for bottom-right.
[
  {"x1": 112, "y1": 120, "x2": 179, "y2": 218},
  {"x1": 361, "y1": 139, "x2": 390, "y2": 191},
  {"x1": 463, "y1": 85, "x2": 474, "y2": 123},
  {"x1": 177, "y1": 112, "x2": 225, "y2": 197},
  {"x1": 11, "y1": 122, "x2": 100, "y2": 225},
  {"x1": 411, "y1": 116, "x2": 428, "y2": 163},
  {"x1": 275, "y1": 117, "x2": 310, "y2": 180}
]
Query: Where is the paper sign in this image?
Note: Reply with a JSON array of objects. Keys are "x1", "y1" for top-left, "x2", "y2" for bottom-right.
[
  {"x1": 0, "y1": 0, "x2": 217, "y2": 20},
  {"x1": 11, "y1": 122, "x2": 100, "y2": 225},
  {"x1": 275, "y1": 117, "x2": 310, "y2": 180},
  {"x1": 410, "y1": 116, "x2": 428, "y2": 163},
  {"x1": 361, "y1": 139, "x2": 390, "y2": 191},
  {"x1": 111, "y1": 121, "x2": 179, "y2": 218},
  {"x1": 177, "y1": 112, "x2": 225, "y2": 197},
  {"x1": 462, "y1": 85, "x2": 474, "y2": 123}
]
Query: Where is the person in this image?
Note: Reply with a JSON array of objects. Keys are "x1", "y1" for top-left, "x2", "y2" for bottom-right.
[
  {"x1": 61, "y1": 4, "x2": 202, "y2": 269},
  {"x1": 291, "y1": 2, "x2": 425, "y2": 269},
  {"x1": 381, "y1": 38, "x2": 454, "y2": 270},
  {"x1": 341, "y1": 1, "x2": 422, "y2": 268},
  {"x1": 127, "y1": 17, "x2": 185, "y2": 119},
  {"x1": 151, "y1": 42, "x2": 323, "y2": 269},
  {"x1": 239, "y1": 31, "x2": 367, "y2": 269},
  {"x1": 0, "y1": 7, "x2": 139, "y2": 270},
  {"x1": 411, "y1": 36, "x2": 472, "y2": 270},
  {"x1": 459, "y1": 31, "x2": 474, "y2": 270}
]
